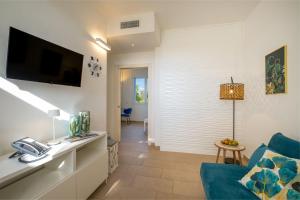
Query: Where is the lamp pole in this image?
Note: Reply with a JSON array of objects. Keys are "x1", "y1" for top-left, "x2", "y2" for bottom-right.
[
  {"x1": 52, "y1": 117, "x2": 56, "y2": 141},
  {"x1": 47, "y1": 109, "x2": 61, "y2": 146},
  {"x1": 233, "y1": 100, "x2": 235, "y2": 140},
  {"x1": 231, "y1": 77, "x2": 235, "y2": 140}
]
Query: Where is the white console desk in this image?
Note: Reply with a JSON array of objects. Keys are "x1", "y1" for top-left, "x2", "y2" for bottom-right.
[{"x1": 0, "y1": 131, "x2": 108, "y2": 199}]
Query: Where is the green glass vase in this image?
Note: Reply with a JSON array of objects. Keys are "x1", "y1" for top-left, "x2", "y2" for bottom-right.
[
  {"x1": 79, "y1": 111, "x2": 90, "y2": 134},
  {"x1": 69, "y1": 115, "x2": 81, "y2": 137}
]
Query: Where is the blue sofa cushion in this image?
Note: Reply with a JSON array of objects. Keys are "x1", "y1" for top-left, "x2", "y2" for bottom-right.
[
  {"x1": 240, "y1": 149, "x2": 300, "y2": 200},
  {"x1": 200, "y1": 163, "x2": 259, "y2": 200},
  {"x1": 268, "y1": 133, "x2": 300, "y2": 159},
  {"x1": 247, "y1": 144, "x2": 268, "y2": 168}
]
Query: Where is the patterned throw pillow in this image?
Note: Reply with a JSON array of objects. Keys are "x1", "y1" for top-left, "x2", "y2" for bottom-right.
[{"x1": 239, "y1": 150, "x2": 300, "y2": 200}]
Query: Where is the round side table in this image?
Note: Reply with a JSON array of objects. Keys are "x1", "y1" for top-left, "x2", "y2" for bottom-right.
[{"x1": 215, "y1": 141, "x2": 245, "y2": 166}]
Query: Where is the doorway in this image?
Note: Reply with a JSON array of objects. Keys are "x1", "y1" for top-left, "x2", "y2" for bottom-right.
[{"x1": 120, "y1": 68, "x2": 148, "y2": 141}]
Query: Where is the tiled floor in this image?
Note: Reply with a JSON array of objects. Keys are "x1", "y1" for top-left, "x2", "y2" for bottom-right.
[{"x1": 89, "y1": 122, "x2": 216, "y2": 200}]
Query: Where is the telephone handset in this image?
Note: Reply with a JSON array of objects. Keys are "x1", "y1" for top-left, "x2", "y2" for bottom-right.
[{"x1": 10, "y1": 137, "x2": 51, "y2": 163}]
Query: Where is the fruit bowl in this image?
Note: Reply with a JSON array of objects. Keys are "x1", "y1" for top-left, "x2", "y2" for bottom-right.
[{"x1": 221, "y1": 138, "x2": 239, "y2": 146}]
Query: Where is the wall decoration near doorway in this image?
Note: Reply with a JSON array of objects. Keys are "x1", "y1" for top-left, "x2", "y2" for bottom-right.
[
  {"x1": 88, "y1": 56, "x2": 102, "y2": 77},
  {"x1": 265, "y1": 46, "x2": 287, "y2": 94}
]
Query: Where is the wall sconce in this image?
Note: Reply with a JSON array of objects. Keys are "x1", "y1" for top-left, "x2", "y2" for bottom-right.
[{"x1": 96, "y1": 38, "x2": 111, "y2": 51}]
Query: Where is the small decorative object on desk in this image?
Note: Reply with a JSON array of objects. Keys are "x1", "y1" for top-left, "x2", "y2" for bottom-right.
[
  {"x1": 65, "y1": 133, "x2": 98, "y2": 143},
  {"x1": 79, "y1": 111, "x2": 90, "y2": 134},
  {"x1": 69, "y1": 115, "x2": 81, "y2": 137},
  {"x1": 221, "y1": 138, "x2": 239, "y2": 146}
]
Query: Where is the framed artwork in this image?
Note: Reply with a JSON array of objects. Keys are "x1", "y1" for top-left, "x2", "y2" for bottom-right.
[{"x1": 265, "y1": 45, "x2": 287, "y2": 94}]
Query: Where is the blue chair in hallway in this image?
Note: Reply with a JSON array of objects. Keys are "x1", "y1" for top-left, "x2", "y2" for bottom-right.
[{"x1": 121, "y1": 108, "x2": 132, "y2": 124}]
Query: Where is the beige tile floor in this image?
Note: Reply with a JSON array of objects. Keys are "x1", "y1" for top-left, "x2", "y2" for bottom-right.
[{"x1": 89, "y1": 122, "x2": 217, "y2": 200}]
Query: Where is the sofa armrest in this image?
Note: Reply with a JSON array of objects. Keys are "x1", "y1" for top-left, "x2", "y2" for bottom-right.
[{"x1": 200, "y1": 163, "x2": 250, "y2": 200}]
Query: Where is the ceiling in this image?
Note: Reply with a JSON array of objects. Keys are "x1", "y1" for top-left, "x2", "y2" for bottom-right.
[
  {"x1": 109, "y1": 32, "x2": 159, "y2": 54},
  {"x1": 51, "y1": 0, "x2": 261, "y2": 53},
  {"x1": 96, "y1": 0, "x2": 260, "y2": 30},
  {"x1": 96, "y1": 0, "x2": 260, "y2": 53}
]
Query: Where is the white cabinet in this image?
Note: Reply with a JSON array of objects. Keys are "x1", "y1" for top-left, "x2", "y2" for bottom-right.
[
  {"x1": 76, "y1": 151, "x2": 108, "y2": 199},
  {"x1": 40, "y1": 175, "x2": 76, "y2": 200},
  {"x1": 0, "y1": 132, "x2": 108, "y2": 200}
]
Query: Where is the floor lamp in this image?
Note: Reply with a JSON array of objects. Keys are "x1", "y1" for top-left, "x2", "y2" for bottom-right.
[
  {"x1": 47, "y1": 109, "x2": 61, "y2": 146},
  {"x1": 220, "y1": 77, "x2": 244, "y2": 140}
]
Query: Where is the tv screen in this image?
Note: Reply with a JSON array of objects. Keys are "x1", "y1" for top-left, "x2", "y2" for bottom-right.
[{"x1": 6, "y1": 27, "x2": 84, "y2": 87}]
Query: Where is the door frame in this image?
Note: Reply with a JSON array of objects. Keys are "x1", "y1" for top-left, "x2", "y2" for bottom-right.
[{"x1": 114, "y1": 63, "x2": 154, "y2": 145}]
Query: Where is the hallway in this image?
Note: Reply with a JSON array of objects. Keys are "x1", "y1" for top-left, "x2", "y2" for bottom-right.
[{"x1": 90, "y1": 122, "x2": 215, "y2": 199}]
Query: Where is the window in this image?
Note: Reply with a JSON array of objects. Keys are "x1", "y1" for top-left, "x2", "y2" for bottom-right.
[{"x1": 134, "y1": 78, "x2": 147, "y2": 104}]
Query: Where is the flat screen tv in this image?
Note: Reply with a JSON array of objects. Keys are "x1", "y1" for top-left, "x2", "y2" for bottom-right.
[{"x1": 6, "y1": 27, "x2": 84, "y2": 87}]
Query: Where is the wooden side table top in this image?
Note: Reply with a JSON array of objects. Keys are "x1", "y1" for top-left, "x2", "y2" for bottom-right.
[
  {"x1": 215, "y1": 141, "x2": 246, "y2": 151},
  {"x1": 215, "y1": 141, "x2": 246, "y2": 165}
]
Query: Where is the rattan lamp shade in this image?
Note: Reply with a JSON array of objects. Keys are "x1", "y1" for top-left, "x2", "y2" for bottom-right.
[{"x1": 220, "y1": 83, "x2": 244, "y2": 100}]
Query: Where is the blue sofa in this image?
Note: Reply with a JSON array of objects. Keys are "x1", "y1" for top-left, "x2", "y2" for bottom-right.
[{"x1": 200, "y1": 133, "x2": 300, "y2": 200}]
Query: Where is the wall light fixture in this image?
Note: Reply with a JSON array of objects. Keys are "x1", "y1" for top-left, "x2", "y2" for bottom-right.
[{"x1": 95, "y1": 38, "x2": 111, "y2": 51}]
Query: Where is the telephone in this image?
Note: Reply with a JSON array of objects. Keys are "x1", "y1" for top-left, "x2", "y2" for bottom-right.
[{"x1": 10, "y1": 137, "x2": 51, "y2": 163}]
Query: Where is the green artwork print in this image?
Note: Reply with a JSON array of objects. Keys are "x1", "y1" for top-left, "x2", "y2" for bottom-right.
[{"x1": 265, "y1": 46, "x2": 287, "y2": 94}]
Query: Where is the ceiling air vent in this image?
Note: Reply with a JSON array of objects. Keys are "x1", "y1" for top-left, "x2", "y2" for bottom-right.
[{"x1": 120, "y1": 20, "x2": 140, "y2": 29}]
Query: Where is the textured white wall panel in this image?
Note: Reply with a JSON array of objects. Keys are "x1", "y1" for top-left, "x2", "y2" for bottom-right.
[{"x1": 154, "y1": 23, "x2": 244, "y2": 155}]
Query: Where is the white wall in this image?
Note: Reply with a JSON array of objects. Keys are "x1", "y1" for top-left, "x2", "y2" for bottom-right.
[
  {"x1": 121, "y1": 68, "x2": 148, "y2": 121},
  {"x1": 153, "y1": 23, "x2": 244, "y2": 154},
  {"x1": 299, "y1": 0, "x2": 300, "y2": 135},
  {"x1": 107, "y1": 51, "x2": 154, "y2": 141},
  {"x1": 152, "y1": 1, "x2": 299, "y2": 156},
  {"x1": 0, "y1": 2, "x2": 107, "y2": 155},
  {"x1": 241, "y1": 0, "x2": 300, "y2": 156}
]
